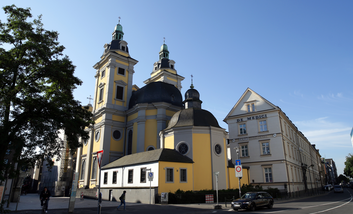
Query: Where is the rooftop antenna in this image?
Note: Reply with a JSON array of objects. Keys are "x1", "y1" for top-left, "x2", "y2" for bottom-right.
[
  {"x1": 87, "y1": 95, "x2": 93, "y2": 105},
  {"x1": 190, "y1": 75, "x2": 194, "y2": 89}
]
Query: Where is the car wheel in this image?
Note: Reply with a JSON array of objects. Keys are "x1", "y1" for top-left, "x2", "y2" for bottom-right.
[
  {"x1": 248, "y1": 203, "x2": 256, "y2": 211},
  {"x1": 267, "y1": 202, "x2": 273, "y2": 209}
]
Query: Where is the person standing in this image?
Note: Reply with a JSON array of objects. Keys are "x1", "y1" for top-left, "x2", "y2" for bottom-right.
[
  {"x1": 40, "y1": 187, "x2": 51, "y2": 213},
  {"x1": 117, "y1": 190, "x2": 126, "y2": 210}
]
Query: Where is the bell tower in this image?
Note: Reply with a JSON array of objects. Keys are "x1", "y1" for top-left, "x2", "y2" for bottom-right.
[{"x1": 144, "y1": 39, "x2": 184, "y2": 90}]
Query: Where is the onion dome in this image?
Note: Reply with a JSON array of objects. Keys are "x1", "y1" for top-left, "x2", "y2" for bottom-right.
[{"x1": 166, "y1": 108, "x2": 220, "y2": 129}]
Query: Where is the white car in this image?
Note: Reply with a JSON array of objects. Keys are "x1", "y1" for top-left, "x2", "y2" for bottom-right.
[{"x1": 334, "y1": 185, "x2": 344, "y2": 193}]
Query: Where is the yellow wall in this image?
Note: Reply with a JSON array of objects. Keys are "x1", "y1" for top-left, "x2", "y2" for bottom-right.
[
  {"x1": 132, "y1": 123, "x2": 138, "y2": 153},
  {"x1": 82, "y1": 144, "x2": 88, "y2": 156},
  {"x1": 110, "y1": 129, "x2": 125, "y2": 152},
  {"x1": 112, "y1": 66, "x2": 129, "y2": 107},
  {"x1": 166, "y1": 77, "x2": 177, "y2": 82},
  {"x1": 93, "y1": 129, "x2": 101, "y2": 153},
  {"x1": 95, "y1": 116, "x2": 103, "y2": 124},
  {"x1": 193, "y1": 133, "x2": 212, "y2": 190},
  {"x1": 115, "y1": 51, "x2": 129, "y2": 57},
  {"x1": 112, "y1": 115, "x2": 125, "y2": 122},
  {"x1": 228, "y1": 168, "x2": 250, "y2": 190},
  {"x1": 128, "y1": 113, "x2": 138, "y2": 122},
  {"x1": 158, "y1": 162, "x2": 193, "y2": 194},
  {"x1": 145, "y1": 120, "x2": 157, "y2": 150},
  {"x1": 146, "y1": 109, "x2": 157, "y2": 116},
  {"x1": 166, "y1": 110, "x2": 176, "y2": 117},
  {"x1": 164, "y1": 136, "x2": 174, "y2": 149}
]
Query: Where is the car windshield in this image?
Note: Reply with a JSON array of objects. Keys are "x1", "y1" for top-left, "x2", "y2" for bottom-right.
[
  {"x1": 241, "y1": 193, "x2": 257, "y2": 199},
  {"x1": 334, "y1": 185, "x2": 341, "y2": 188}
]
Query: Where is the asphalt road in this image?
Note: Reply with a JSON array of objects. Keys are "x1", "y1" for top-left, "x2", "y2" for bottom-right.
[{"x1": 12, "y1": 189, "x2": 353, "y2": 214}]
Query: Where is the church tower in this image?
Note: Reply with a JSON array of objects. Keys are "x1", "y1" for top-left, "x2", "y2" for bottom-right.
[
  {"x1": 77, "y1": 22, "x2": 138, "y2": 189},
  {"x1": 144, "y1": 41, "x2": 184, "y2": 90}
]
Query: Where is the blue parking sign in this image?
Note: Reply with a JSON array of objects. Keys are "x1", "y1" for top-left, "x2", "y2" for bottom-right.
[{"x1": 235, "y1": 159, "x2": 241, "y2": 165}]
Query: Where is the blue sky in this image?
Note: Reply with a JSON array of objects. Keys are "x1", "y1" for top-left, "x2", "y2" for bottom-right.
[{"x1": 2, "y1": 1, "x2": 352, "y2": 176}]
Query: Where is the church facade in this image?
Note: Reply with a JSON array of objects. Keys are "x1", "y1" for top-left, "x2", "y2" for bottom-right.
[{"x1": 75, "y1": 22, "x2": 249, "y2": 202}]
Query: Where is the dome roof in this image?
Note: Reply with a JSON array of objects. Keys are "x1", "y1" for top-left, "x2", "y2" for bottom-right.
[
  {"x1": 166, "y1": 108, "x2": 220, "y2": 129},
  {"x1": 160, "y1": 44, "x2": 168, "y2": 52},
  {"x1": 114, "y1": 24, "x2": 123, "y2": 32},
  {"x1": 129, "y1": 82, "x2": 183, "y2": 109},
  {"x1": 185, "y1": 88, "x2": 200, "y2": 101}
]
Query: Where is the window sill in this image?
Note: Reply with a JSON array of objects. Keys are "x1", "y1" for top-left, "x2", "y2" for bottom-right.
[
  {"x1": 114, "y1": 98, "x2": 125, "y2": 102},
  {"x1": 238, "y1": 134, "x2": 248, "y2": 136},
  {"x1": 261, "y1": 154, "x2": 271, "y2": 156},
  {"x1": 259, "y1": 130, "x2": 269, "y2": 133},
  {"x1": 241, "y1": 156, "x2": 250, "y2": 158},
  {"x1": 98, "y1": 100, "x2": 103, "y2": 104}
]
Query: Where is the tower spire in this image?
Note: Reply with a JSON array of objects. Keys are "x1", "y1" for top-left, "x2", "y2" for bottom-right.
[{"x1": 190, "y1": 75, "x2": 194, "y2": 89}]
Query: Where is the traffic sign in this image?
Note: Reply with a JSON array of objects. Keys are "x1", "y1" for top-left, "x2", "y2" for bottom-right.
[
  {"x1": 235, "y1": 165, "x2": 243, "y2": 177},
  {"x1": 235, "y1": 159, "x2": 241, "y2": 166},
  {"x1": 148, "y1": 172, "x2": 154, "y2": 181}
]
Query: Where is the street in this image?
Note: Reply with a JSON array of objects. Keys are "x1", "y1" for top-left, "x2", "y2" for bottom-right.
[{"x1": 10, "y1": 189, "x2": 353, "y2": 214}]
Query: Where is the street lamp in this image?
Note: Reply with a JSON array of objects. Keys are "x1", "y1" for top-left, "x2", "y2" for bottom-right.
[
  {"x1": 234, "y1": 147, "x2": 241, "y2": 197},
  {"x1": 214, "y1": 172, "x2": 221, "y2": 209},
  {"x1": 142, "y1": 168, "x2": 152, "y2": 204}
]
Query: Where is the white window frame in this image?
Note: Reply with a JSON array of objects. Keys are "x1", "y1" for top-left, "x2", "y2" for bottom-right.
[
  {"x1": 259, "y1": 120, "x2": 268, "y2": 132},
  {"x1": 112, "y1": 171, "x2": 117, "y2": 184},
  {"x1": 128, "y1": 169, "x2": 133, "y2": 184},
  {"x1": 260, "y1": 141, "x2": 271, "y2": 155},
  {"x1": 263, "y1": 166, "x2": 273, "y2": 183},
  {"x1": 103, "y1": 172, "x2": 108, "y2": 184},
  {"x1": 239, "y1": 123, "x2": 247, "y2": 135},
  {"x1": 239, "y1": 143, "x2": 249, "y2": 157}
]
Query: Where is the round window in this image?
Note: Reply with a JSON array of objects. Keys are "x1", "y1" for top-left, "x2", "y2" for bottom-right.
[
  {"x1": 147, "y1": 147, "x2": 155, "y2": 151},
  {"x1": 95, "y1": 131, "x2": 100, "y2": 142},
  {"x1": 215, "y1": 144, "x2": 222, "y2": 155},
  {"x1": 113, "y1": 130, "x2": 121, "y2": 140},
  {"x1": 178, "y1": 143, "x2": 189, "y2": 155}
]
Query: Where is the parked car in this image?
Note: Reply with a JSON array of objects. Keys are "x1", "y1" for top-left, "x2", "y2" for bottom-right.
[
  {"x1": 324, "y1": 184, "x2": 333, "y2": 191},
  {"x1": 334, "y1": 185, "x2": 344, "y2": 193},
  {"x1": 231, "y1": 192, "x2": 274, "y2": 211}
]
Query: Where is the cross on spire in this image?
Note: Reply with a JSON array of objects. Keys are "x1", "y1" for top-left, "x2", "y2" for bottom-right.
[
  {"x1": 87, "y1": 95, "x2": 93, "y2": 104},
  {"x1": 191, "y1": 75, "x2": 194, "y2": 89},
  {"x1": 118, "y1": 17, "x2": 121, "y2": 24},
  {"x1": 163, "y1": 37, "x2": 165, "y2": 44}
]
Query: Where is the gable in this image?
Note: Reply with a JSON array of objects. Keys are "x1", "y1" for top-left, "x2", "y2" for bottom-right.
[{"x1": 224, "y1": 88, "x2": 278, "y2": 120}]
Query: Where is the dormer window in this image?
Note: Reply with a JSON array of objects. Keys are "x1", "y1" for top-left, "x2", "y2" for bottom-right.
[
  {"x1": 247, "y1": 103, "x2": 255, "y2": 112},
  {"x1": 171, "y1": 64, "x2": 174, "y2": 69},
  {"x1": 122, "y1": 46, "x2": 126, "y2": 51}
]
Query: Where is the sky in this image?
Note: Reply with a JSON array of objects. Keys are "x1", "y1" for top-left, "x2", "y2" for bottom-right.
[{"x1": 1, "y1": 1, "x2": 352, "y2": 176}]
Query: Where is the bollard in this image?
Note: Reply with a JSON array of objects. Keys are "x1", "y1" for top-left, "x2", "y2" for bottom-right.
[{"x1": 81, "y1": 192, "x2": 84, "y2": 200}]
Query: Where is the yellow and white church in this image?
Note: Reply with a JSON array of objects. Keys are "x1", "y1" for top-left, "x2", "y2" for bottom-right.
[{"x1": 75, "y1": 22, "x2": 249, "y2": 203}]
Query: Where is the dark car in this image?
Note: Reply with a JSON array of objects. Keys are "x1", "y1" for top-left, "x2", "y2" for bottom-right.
[{"x1": 231, "y1": 192, "x2": 274, "y2": 211}]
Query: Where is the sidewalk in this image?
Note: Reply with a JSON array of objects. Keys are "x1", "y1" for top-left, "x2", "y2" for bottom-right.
[{"x1": 6, "y1": 193, "x2": 122, "y2": 211}]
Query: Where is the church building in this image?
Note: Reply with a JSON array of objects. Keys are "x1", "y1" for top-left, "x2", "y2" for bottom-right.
[{"x1": 75, "y1": 22, "x2": 249, "y2": 203}]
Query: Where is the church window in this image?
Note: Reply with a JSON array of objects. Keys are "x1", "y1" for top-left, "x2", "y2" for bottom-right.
[
  {"x1": 91, "y1": 157, "x2": 97, "y2": 179},
  {"x1": 101, "y1": 70, "x2": 105, "y2": 78},
  {"x1": 128, "y1": 169, "x2": 133, "y2": 183},
  {"x1": 180, "y1": 169, "x2": 187, "y2": 182},
  {"x1": 166, "y1": 168, "x2": 174, "y2": 183},
  {"x1": 171, "y1": 64, "x2": 174, "y2": 69},
  {"x1": 154, "y1": 66, "x2": 157, "y2": 70},
  {"x1": 99, "y1": 87, "x2": 104, "y2": 102},
  {"x1": 95, "y1": 130, "x2": 100, "y2": 142},
  {"x1": 259, "y1": 120, "x2": 268, "y2": 132},
  {"x1": 127, "y1": 130, "x2": 133, "y2": 155},
  {"x1": 116, "y1": 85, "x2": 124, "y2": 100},
  {"x1": 118, "y1": 67, "x2": 125, "y2": 75},
  {"x1": 80, "y1": 159, "x2": 86, "y2": 180},
  {"x1": 140, "y1": 168, "x2": 146, "y2": 183},
  {"x1": 112, "y1": 171, "x2": 117, "y2": 184},
  {"x1": 177, "y1": 142, "x2": 189, "y2": 155},
  {"x1": 103, "y1": 172, "x2": 108, "y2": 184},
  {"x1": 121, "y1": 46, "x2": 125, "y2": 51},
  {"x1": 215, "y1": 144, "x2": 222, "y2": 155},
  {"x1": 112, "y1": 130, "x2": 121, "y2": 140},
  {"x1": 83, "y1": 138, "x2": 88, "y2": 146},
  {"x1": 239, "y1": 123, "x2": 247, "y2": 135}
]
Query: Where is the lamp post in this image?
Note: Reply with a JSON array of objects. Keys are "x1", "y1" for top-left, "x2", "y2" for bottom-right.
[
  {"x1": 143, "y1": 168, "x2": 152, "y2": 204},
  {"x1": 234, "y1": 147, "x2": 241, "y2": 197},
  {"x1": 214, "y1": 172, "x2": 222, "y2": 209}
]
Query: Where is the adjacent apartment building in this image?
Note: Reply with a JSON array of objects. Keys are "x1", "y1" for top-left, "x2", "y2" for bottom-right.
[{"x1": 224, "y1": 88, "x2": 323, "y2": 195}]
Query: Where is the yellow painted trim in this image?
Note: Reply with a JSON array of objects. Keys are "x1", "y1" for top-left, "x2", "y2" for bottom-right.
[
  {"x1": 164, "y1": 135, "x2": 174, "y2": 149},
  {"x1": 127, "y1": 113, "x2": 138, "y2": 122},
  {"x1": 145, "y1": 119, "x2": 157, "y2": 150},
  {"x1": 166, "y1": 77, "x2": 177, "y2": 82},
  {"x1": 115, "y1": 59, "x2": 129, "y2": 66},
  {"x1": 112, "y1": 115, "x2": 125, "y2": 122},
  {"x1": 146, "y1": 109, "x2": 157, "y2": 116},
  {"x1": 115, "y1": 50, "x2": 130, "y2": 57}
]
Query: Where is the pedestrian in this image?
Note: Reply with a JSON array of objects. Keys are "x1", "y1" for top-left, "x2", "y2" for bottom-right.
[
  {"x1": 40, "y1": 187, "x2": 51, "y2": 213},
  {"x1": 117, "y1": 190, "x2": 126, "y2": 210}
]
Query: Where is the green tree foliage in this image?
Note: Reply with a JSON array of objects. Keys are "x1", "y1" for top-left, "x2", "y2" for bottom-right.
[
  {"x1": 344, "y1": 154, "x2": 353, "y2": 178},
  {"x1": 337, "y1": 174, "x2": 350, "y2": 184},
  {"x1": 0, "y1": 5, "x2": 93, "y2": 181}
]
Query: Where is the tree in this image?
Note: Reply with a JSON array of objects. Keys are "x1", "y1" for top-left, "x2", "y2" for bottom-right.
[
  {"x1": 0, "y1": 5, "x2": 93, "y2": 182},
  {"x1": 344, "y1": 154, "x2": 353, "y2": 178},
  {"x1": 337, "y1": 174, "x2": 350, "y2": 184}
]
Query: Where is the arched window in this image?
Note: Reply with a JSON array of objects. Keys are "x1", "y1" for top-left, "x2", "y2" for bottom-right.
[
  {"x1": 81, "y1": 159, "x2": 86, "y2": 180},
  {"x1": 128, "y1": 130, "x2": 133, "y2": 155},
  {"x1": 91, "y1": 157, "x2": 97, "y2": 179}
]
